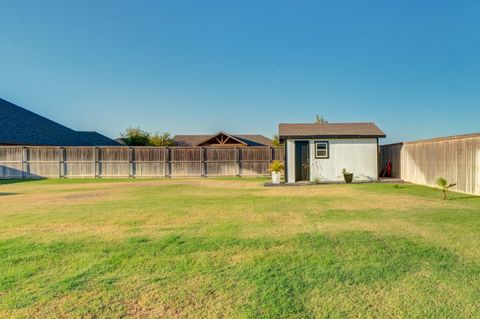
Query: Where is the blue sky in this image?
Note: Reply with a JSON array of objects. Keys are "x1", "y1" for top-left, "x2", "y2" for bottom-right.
[{"x1": 0, "y1": 0, "x2": 479, "y2": 143}]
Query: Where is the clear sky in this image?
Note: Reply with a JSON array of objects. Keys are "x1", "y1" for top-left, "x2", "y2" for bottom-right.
[{"x1": 1, "y1": 0, "x2": 479, "y2": 144}]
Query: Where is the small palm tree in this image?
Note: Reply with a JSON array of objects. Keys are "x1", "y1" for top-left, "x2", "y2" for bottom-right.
[{"x1": 436, "y1": 177, "x2": 456, "y2": 200}]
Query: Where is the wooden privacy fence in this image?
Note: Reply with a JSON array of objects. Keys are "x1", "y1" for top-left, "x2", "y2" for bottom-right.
[
  {"x1": 380, "y1": 133, "x2": 480, "y2": 195},
  {"x1": 0, "y1": 146, "x2": 284, "y2": 179}
]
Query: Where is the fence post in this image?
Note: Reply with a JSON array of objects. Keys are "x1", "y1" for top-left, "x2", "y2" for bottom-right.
[
  {"x1": 58, "y1": 147, "x2": 65, "y2": 178},
  {"x1": 163, "y1": 147, "x2": 167, "y2": 178},
  {"x1": 129, "y1": 147, "x2": 134, "y2": 178},
  {"x1": 21, "y1": 146, "x2": 27, "y2": 179},
  {"x1": 165, "y1": 147, "x2": 170, "y2": 178},
  {"x1": 200, "y1": 147, "x2": 204, "y2": 177},
  {"x1": 94, "y1": 147, "x2": 99, "y2": 178},
  {"x1": 235, "y1": 147, "x2": 240, "y2": 177}
]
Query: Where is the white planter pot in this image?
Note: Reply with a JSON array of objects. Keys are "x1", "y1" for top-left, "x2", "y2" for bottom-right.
[{"x1": 271, "y1": 172, "x2": 281, "y2": 184}]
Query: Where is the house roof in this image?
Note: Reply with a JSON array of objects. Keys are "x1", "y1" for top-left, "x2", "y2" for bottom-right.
[
  {"x1": 278, "y1": 122, "x2": 386, "y2": 139},
  {"x1": 173, "y1": 133, "x2": 274, "y2": 147},
  {"x1": 0, "y1": 98, "x2": 121, "y2": 146},
  {"x1": 77, "y1": 132, "x2": 123, "y2": 146}
]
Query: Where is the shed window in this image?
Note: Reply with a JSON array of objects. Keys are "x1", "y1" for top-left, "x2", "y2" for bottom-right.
[{"x1": 315, "y1": 141, "x2": 329, "y2": 159}]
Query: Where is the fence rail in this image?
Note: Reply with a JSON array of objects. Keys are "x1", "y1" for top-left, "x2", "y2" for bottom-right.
[
  {"x1": 0, "y1": 146, "x2": 285, "y2": 179},
  {"x1": 380, "y1": 134, "x2": 480, "y2": 195}
]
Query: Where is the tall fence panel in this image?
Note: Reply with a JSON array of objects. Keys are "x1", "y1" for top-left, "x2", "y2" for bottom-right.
[
  {"x1": 133, "y1": 147, "x2": 166, "y2": 177},
  {"x1": 0, "y1": 146, "x2": 285, "y2": 179},
  {"x1": 380, "y1": 134, "x2": 480, "y2": 195},
  {"x1": 27, "y1": 147, "x2": 62, "y2": 178},
  {"x1": 0, "y1": 147, "x2": 23, "y2": 178},
  {"x1": 170, "y1": 147, "x2": 201, "y2": 177},
  {"x1": 99, "y1": 147, "x2": 130, "y2": 177},
  {"x1": 240, "y1": 147, "x2": 272, "y2": 176},
  {"x1": 64, "y1": 147, "x2": 95, "y2": 178},
  {"x1": 204, "y1": 148, "x2": 236, "y2": 176}
]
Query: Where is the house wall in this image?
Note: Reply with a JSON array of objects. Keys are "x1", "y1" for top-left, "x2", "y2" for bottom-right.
[{"x1": 286, "y1": 138, "x2": 379, "y2": 183}]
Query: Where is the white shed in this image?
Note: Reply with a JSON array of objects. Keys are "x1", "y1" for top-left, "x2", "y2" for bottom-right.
[{"x1": 279, "y1": 123, "x2": 386, "y2": 183}]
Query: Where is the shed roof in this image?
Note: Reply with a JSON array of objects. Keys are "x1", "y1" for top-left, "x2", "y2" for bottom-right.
[
  {"x1": 0, "y1": 98, "x2": 121, "y2": 146},
  {"x1": 278, "y1": 122, "x2": 386, "y2": 139}
]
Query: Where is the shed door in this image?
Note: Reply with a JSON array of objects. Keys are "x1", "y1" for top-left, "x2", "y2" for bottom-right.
[{"x1": 295, "y1": 141, "x2": 309, "y2": 181}]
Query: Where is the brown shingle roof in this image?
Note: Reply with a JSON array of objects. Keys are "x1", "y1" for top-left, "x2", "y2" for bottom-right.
[
  {"x1": 279, "y1": 122, "x2": 386, "y2": 138},
  {"x1": 173, "y1": 135, "x2": 211, "y2": 146},
  {"x1": 235, "y1": 135, "x2": 275, "y2": 147},
  {"x1": 173, "y1": 133, "x2": 274, "y2": 147}
]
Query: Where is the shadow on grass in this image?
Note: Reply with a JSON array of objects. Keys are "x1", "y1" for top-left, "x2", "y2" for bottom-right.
[
  {"x1": 0, "y1": 192, "x2": 19, "y2": 196},
  {"x1": 0, "y1": 231, "x2": 465, "y2": 317},
  {"x1": 0, "y1": 179, "x2": 45, "y2": 185},
  {"x1": 448, "y1": 195, "x2": 480, "y2": 201}
]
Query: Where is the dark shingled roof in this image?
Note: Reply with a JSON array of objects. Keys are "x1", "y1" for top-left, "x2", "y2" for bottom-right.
[
  {"x1": 77, "y1": 132, "x2": 123, "y2": 146},
  {"x1": 279, "y1": 122, "x2": 386, "y2": 139},
  {"x1": 174, "y1": 133, "x2": 274, "y2": 147},
  {"x1": 0, "y1": 98, "x2": 121, "y2": 146}
]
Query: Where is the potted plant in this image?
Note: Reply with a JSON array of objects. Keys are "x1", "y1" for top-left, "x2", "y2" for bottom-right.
[
  {"x1": 342, "y1": 168, "x2": 353, "y2": 184},
  {"x1": 269, "y1": 160, "x2": 284, "y2": 184}
]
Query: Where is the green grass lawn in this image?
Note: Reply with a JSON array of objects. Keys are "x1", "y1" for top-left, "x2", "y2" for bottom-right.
[{"x1": 0, "y1": 178, "x2": 479, "y2": 318}]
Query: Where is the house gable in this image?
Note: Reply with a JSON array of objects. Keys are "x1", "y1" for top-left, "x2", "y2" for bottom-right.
[
  {"x1": 196, "y1": 132, "x2": 248, "y2": 147},
  {"x1": 173, "y1": 133, "x2": 274, "y2": 147}
]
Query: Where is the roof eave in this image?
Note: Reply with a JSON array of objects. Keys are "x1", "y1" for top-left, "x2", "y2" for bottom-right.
[{"x1": 279, "y1": 134, "x2": 386, "y2": 140}]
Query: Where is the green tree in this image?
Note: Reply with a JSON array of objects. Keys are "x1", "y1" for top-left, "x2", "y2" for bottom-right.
[
  {"x1": 272, "y1": 135, "x2": 282, "y2": 146},
  {"x1": 150, "y1": 132, "x2": 175, "y2": 146},
  {"x1": 121, "y1": 128, "x2": 176, "y2": 146},
  {"x1": 121, "y1": 127, "x2": 151, "y2": 146},
  {"x1": 315, "y1": 114, "x2": 328, "y2": 124}
]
